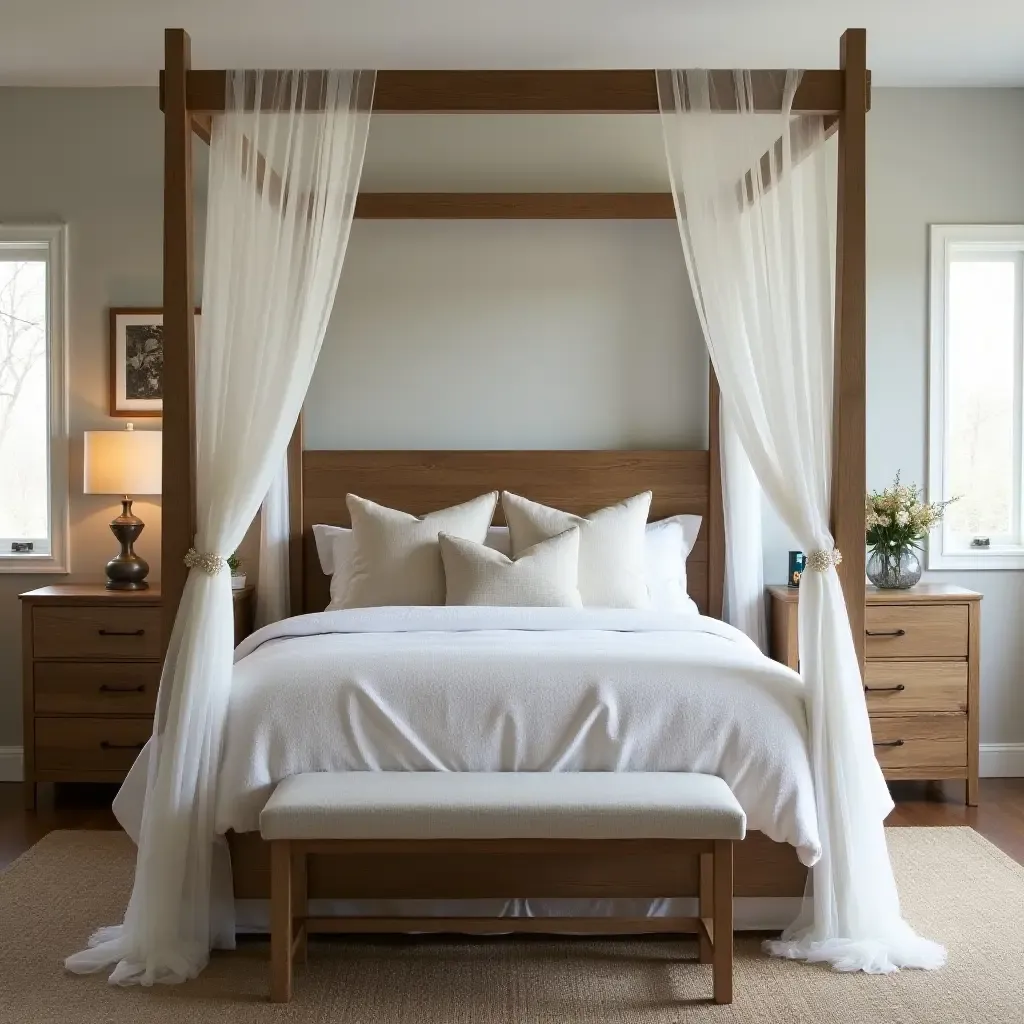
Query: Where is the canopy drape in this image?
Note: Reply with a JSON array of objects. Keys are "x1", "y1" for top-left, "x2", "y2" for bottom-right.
[
  {"x1": 65, "y1": 68, "x2": 374, "y2": 985},
  {"x1": 720, "y1": 408, "x2": 766, "y2": 648},
  {"x1": 658, "y1": 68, "x2": 944, "y2": 972},
  {"x1": 256, "y1": 457, "x2": 291, "y2": 628}
]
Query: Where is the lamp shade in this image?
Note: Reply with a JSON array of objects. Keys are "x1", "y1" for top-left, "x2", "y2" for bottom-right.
[{"x1": 83, "y1": 425, "x2": 162, "y2": 495}]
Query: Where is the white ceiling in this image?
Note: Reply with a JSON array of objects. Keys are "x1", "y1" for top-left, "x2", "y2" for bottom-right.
[{"x1": 3, "y1": 0, "x2": 1023, "y2": 88}]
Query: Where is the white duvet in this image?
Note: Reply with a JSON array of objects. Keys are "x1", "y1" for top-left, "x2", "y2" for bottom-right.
[{"x1": 217, "y1": 607, "x2": 821, "y2": 865}]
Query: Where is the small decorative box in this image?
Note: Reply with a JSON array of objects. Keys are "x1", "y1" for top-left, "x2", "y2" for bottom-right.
[{"x1": 788, "y1": 551, "x2": 806, "y2": 588}]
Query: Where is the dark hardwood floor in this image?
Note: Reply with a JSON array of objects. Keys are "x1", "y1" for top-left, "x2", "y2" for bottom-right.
[
  {"x1": 886, "y1": 778, "x2": 1024, "y2": 863},
  {"x1": 0, "y1": 783, "x2": 119, "y2": 872},
  {"x1": 2, "y1": 778, "x2": 1023, "y2": 873}
]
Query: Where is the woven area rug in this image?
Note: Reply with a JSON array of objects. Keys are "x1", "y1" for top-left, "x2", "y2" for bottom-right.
[{"x1": 1, "y1": 827, "x2": 1022, "y2": 1023}]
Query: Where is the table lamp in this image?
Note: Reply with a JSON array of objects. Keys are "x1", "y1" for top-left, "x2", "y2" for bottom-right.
[{"x1": 83, "y1": 423, "x2": 162, "y2": 590}]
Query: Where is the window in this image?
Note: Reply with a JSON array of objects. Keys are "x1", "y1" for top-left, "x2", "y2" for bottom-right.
[
  {"x1": 928, "y1": 224, "x2": 1024, "y2": 569},
  {"x1": 0, "y1": 225, "x2": 67, "y2": 571}
]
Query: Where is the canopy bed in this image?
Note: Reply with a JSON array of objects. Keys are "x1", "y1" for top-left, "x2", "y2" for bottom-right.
[{"x1": 65, "y1": 27, "x2": 947, "y2": 989}]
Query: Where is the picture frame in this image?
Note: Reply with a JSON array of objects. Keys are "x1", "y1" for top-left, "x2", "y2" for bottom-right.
[{"x1": 108, "y1": 306, "x2": 200, "y2": 417}]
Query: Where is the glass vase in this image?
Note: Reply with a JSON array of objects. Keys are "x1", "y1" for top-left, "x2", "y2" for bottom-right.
[{"x1": 866, "y1": 547, "x2": 922, "y2": 589}]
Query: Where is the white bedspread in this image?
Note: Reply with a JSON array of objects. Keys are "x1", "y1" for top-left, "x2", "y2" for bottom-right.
[{"x1": 216, "y1": 607, "x2": 820, "y2": 865}]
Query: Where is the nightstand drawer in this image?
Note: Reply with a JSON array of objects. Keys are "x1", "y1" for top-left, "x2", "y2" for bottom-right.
[
  {"x1": 864, "y1": 661, "x2": 968, "y2": 714},
  {"x1": 33, "y1": 605, "x2": 161, "y2": 660},
  {"x1": 35, "y1": 717, "x2": 151, "y2": 772},
  {"x1": 871, "y1": 715, "x2": 967, "y2": 768},
  {"x1": 865, "y1": 604, "x2": 968, "y2": 660},
  {"x1": 34, "y1": 662, "x2": 160, "y2": 715}
]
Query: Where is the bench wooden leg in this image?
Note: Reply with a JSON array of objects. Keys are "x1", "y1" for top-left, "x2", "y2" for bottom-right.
[
  {"x1": 698, "y1": 852, "x2": 713, "y2": 964},
  {"x1": 292, "y1": 847, "x2": 308, "y2": 964},
  {"x1": 712, "y1": 839, "x2": 733, "y2": 1005},
  {"x1": 271, "y1": 839, "x2": 293, "y2": 1003}
]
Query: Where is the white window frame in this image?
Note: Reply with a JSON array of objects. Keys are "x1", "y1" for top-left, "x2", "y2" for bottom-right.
[
  {"x1": 0, "y1": 224, "x2": 69, "y2": 573},
  {"x1": 928, "y1": 223, "x2": 1024, "y2": 570}
]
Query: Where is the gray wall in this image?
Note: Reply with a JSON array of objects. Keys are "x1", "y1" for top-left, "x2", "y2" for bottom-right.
[
  {"x1": 307, "y1": 219, "x2": 707, "y2": 450},
  {"x1": 0, "y1": 89, "x2": 166, "y2": 756},
  {"x1": 0, "y1": 86, "x2": 1022, "y2": 772},
  {"x1": 866, "y1": 89, "x2": 1024, "y2": 754}
]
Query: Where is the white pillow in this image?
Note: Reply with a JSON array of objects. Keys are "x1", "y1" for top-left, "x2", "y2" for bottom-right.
[
  {"x1": 312, "y1": 523, "x2": 347, "y2": 576},
  {"x1": 315, "y1": 514, "x2": 701, "y2": 611},
  {"x1": 484, "y1": 525, "x2": 512, "y2": 557},
  {"x1": 339, "y1": 492, "x2": 498, "y2": 608},
  {"x1": 475, "y1": 520, "x2": 701, "y2": 611},
  {"x1": 645, "y1": 514, "x2": 701, "y2": 614},
  {"x1": 502, "y1": 491, "x2": 652, "y2": 608},
  {"x1": 440, "y1": 528, "x2": 583, "y2": 607},
  {"x1": 314, "y1": 523, "x2": 511, "y2": 609}
]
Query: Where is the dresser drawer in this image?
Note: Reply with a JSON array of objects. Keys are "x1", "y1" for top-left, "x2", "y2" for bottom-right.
[
  {"x1": 35, "y1": 717, "x2": 151, "y2": 772},
  {"x1": 865, "y1": 604, "x2": 968, "y2": 660},
  {"x1": 864, "y1": 661, "x2": 968, "y2": 714},
  {"x1": 871, "y1": 715, "x2": 967, "y2": 768},
  {"x1": 34, "y1": 662, "x2": 160, "y2": 715},
  {"x1": 32, "y1": 605, "x2": 161, "y2": 660}
]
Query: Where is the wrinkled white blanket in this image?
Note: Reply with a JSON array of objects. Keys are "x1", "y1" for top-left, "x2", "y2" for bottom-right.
[{"x1": 216, "y1": 607, "x2": 820, "y2": 864}]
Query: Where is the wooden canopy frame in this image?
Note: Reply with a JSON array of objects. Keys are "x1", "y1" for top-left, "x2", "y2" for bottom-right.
[{"x1": 160, "y1": 29, "x2": 869, "y2": 669}]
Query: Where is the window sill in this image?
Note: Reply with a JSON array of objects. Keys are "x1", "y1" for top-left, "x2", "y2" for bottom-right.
[
  {"x1": 927, "y1": 549, "x2": 1024, "y2": 571},
  {"x1": 0, "y1": 558, "x2": 69, "y2": 575}
]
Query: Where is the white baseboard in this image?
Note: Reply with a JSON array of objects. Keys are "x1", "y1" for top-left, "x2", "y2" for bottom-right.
[
  {"x1": 0, "y1": 746, "x2": 23, "y2": 783},
  {"x1": 980, "y1": 743, "x2": 1024, "y2": 778}
]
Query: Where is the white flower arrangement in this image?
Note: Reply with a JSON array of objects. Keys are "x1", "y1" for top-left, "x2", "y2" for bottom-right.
[{"x1": 865, "y1": 474, "x2": 956, "y2": 556}]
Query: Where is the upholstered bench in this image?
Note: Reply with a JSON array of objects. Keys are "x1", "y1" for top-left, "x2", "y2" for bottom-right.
[{"x1": 259, "y1": 771, "x2": 746, "y2": 1004}]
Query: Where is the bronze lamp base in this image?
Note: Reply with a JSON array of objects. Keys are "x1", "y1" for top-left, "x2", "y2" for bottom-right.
[{"x1": 105, "y1": 497, "x2": 150, "y2": 591}]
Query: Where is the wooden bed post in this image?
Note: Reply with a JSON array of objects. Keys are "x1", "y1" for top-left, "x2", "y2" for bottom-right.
[
  {"x1": 831, "y1": 28, "x2": 868, "y2": 672},
  {"x1": 161, "y1": 28, "x2": 198, "y2": 653},
  {"x1": 707, "y1": 370, "x2": 725, "y2": 620},
  {"x1": 288, "y1": 417, "x2": 305, "y2": 615}
]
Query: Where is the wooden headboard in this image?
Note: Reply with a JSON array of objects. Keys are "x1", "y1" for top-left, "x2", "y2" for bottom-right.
[{"x1": 293, "y1": 447, "x2": 724, "y2": 617}]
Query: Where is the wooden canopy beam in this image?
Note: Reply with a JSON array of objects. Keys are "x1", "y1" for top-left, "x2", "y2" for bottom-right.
[
  {"x1": 191, "y1": 113, "x2": 212, "y2": 145},
  {"x1": 168, "y1": 68, "x2": 846, "y2": 116},
  {"x1": 353, "y1": 193, "x2": 676, "y2": 219},
  {"x1": 752, "y1": 114, "x2": 838, "y2": 192},
  {"x1": 830, "y1": 28, "x2": 868, "y2": 672}
]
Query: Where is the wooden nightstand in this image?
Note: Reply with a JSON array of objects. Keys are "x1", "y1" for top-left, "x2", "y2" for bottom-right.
[
  {"x1": 19, "y1": 583, "x2": 255, "y2": 809},
  {"x1": 767, "y1": 583, "x2": 982, "y2": 805}
]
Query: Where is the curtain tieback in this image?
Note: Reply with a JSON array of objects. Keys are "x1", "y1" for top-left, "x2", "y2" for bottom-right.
[
  {"x1": 807, "y1": 547, "x2": 843, "y2": 572},
  {"x1": 184, "y1": 548, "x2": 226, "y2": 576}
]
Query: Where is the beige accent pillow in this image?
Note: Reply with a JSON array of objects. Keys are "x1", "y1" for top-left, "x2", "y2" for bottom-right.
[
  {"x1": 502, "y1": 490, "x2": 653, "y2": 608},
  {"x1": 440, "y1": 528, "x2": 583, "y2": 608},
  {"x1": 340, "y1": 492, "x2": 498, "y2": 608}
]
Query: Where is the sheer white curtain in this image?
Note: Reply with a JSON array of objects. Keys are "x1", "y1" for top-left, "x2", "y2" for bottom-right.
[
  {"x1": 256, "y1": 457, "x2": 290, "y2": 628},
  {"x1": 720, "y1": 408, "x2": 766, "y2": 649},
  {"x1": 66, "y1": 68, "x2": 373, "y2": 985},
  {"x1": 659, "y1": 69, "x2": 944, "y2": 972}
]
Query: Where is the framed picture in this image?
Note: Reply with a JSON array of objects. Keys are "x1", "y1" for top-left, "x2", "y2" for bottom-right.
[{"x1": 108, "y1": 307, "x2": 200, "y2": 417}]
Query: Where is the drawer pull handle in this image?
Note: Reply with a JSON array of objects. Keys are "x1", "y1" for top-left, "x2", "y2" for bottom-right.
[
  {"x1": 99, "y1": 684, "x2": 146, "y2": 694},
  {"x1": 100, "y1": 740, "x2": 147, "y2": 751},
  {"x1": 873, "y1": 739, "x2": 905, "y2": 748},
  {"x1": 864, "y1": 683, "x2": 906, "y2": 693},
  {"x1": 98, "y1": 628, "x2": 145, "y2": 637},
  {"x1": 865, "y1": 628, "x2": 906, "y2": 638}
]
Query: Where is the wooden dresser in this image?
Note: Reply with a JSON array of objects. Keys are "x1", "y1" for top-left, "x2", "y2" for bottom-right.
[
  {"x1": 20, "y1": 583, "x2": 255, "y2": 809},
  {"x1": 767, "y1": 583, "x2": 982, "y2": 805}
]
